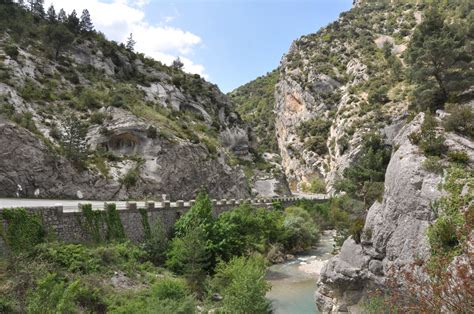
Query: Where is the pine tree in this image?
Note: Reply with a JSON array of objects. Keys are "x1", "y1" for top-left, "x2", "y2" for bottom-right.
[
  {"x1": 125, "y1": 33, "x2": 136, "y2": 51},
  {"x1": 59, "y1": 114, "x2": 89, "y2": 168},
  {"x1": 406, "y1": 6, "x2": 472, "y2": 111},
  {"x1": 172, "y1": 57, "x2": 184, "y2": 70},
  {"x1": 57, "y1": 8, "x2": 66, "y2": 23},
  {"x1": 28, "y1": 0, "x2": 44, "y2": 18},
  {"x1": 79, "y1": 9, "x2": 93, "y2": 32},
  {"x1": 66, "y1": 9, "x2": 80, "y2": 33},
  {"x1": 45, "y1": 23, "x2": 74, "y2": 59},
  {"x1": 46, "y1": 5, "x2": 56, "y2": 22}
]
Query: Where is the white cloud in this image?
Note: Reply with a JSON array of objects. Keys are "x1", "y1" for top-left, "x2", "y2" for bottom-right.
[{"x1": 44, "y1": 0, "x2": 207, "y2": 77}]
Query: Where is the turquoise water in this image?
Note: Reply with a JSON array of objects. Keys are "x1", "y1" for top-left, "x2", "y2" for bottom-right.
[{"x1": 266, "y1": 231, "x2": 335, "y2": 314}]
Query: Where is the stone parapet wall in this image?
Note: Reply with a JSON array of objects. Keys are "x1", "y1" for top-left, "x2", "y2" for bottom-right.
[{"x1": 0, "y1": 196, "x2": 327, "y2": 247}]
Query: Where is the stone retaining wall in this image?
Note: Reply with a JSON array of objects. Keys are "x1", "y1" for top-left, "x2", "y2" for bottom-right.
[{"x1": 0, "y1": 196, "x2": 325, "y2": 248}]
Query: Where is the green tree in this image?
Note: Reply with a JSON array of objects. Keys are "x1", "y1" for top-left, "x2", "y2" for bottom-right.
[
  {"x1": 66, "y1": 9, "x2": 80, "y2": 33},
  {"x1": 79, "y1": 9, "x2": 93, "y2": 32},
  {"x1": 59, "y1": 114, "x2": 89, "y2": 168},
  {"x1": 213, "y1": 204, "x2": 285, "y2": 260},
  {"x1": 406, "y1": 7, "x2": 472, "y2": 111},
  {"x1": 210, "y1": 255, "x2": 271, "y2": 314},
  {"x1": 27, "y1": 0, "x2": 44, "y2": 18},
  {"x1": 44, "y1": 23, "x2": 74, "y2": 59},
  {"x1": 57, "y1": 8, "x2": 66, "y2": 23},
  {"x1": 166, "y1": 226, "x2": 209, "y2": 295},
  {"x1": 143, "y1": 218, "x2": 168, "y2": 265},
  {"x1": 46, "y1": 4, "x2": 55, "y2": 22},
  {"x1": 282, "y1": 206, "x2": 320, "y2": 252},
  {"x1": 126, "y1": 33, "x2": 135, "y2": 51},
  {"x1": 335, "y1": 132, "x2": 391, "y2": 207},
  {"x1": 172, "y1": 57, "x2": 184, "y2": 70},
  {"x1": 173, "y1": 191, "x2": 214, "y2": 239}
]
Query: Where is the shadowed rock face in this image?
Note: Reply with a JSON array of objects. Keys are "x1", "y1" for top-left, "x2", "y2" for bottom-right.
[
  {"x1": 0, "y1": 121, "x2": 121, "y2": 200},
  {"x1": 314, "y1": 114, "x2": 450, "y2": 312},
  {"x1": 0, "y1": 120, "x2": 250, "y2": 200}
]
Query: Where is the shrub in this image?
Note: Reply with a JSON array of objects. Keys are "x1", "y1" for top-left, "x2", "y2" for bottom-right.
[
  {"x1": 443, "y1": 105, "x2": 474, "y2": 139},
  {"x1": 5, "y1": 45, "x2": 19, "y2": 60},
  {"x1": 422, "y1": 156, "x2": 444, "y2": 173},
  {"x1": 146, "y1": 125, "x2": 157, "y2": 139},
  {"x1": 419, "y1": 134, "x2": 447, "y2": 157},
  {"x1": 89, "y1": 112, "x2": 107, "y2": 125},
  {"x1": 349, "y1": 218, "x2": 365, "y2": 244},
  {"x1": 166, "y1": 226, "x2": 209, "y2": 294},
  {"x1": 213, "y1": 204, "x2": 285, "y2": 260},
  {"x1": 427, "y1": 215, "x2": 461, "y2": 256},
  {"x1": 142, "y1": 218, "x2": 168, "y2": 265},
  {"x1": 282, "y1": 206, "x2": 320, "y2": 252},
  {"x1": 34, "y1": 243, "x2": 100, "y2": 273},
  {"x1": 27, "y1": 274, "x2": 81, "y2": 314},
  {"x1": 120, "y1": 168, "x2": 139, "y2": 188},
  {"x1": 447, "y1": 150, "x2": 469, "y2": 164},
  {"x1": 152, "y1": 278, "x2": 189, "y2": 301},
  {"x1": 302, "y1": 177, "x2": 327, "y2": 194},
  {"x1": 368, "y1": 85, "x2": 389, "y2": 105},
  {"x1": 210, "y1": 255, "x2": 270, "y2": 314},
  {"x1": 418, "y1": 113, "x2": 447, "y2": 157},
  {"x1": 335, "y1": 132, "x2": 391, "y2": 207},
  {"x1": 1, "y1": 208, "x2": 45, "y2": 253}
]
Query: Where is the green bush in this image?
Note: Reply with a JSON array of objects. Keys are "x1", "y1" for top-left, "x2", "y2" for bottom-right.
[
  {"x1": 146, "y1": 125, "x2": 157, "y2": 139},
  {"x1": 34, "y1": 243, "x2": 101, "y2": 273},
  {"x1": 5, "y1": 45, "x2": 19, "y2": 60},
  {"x1": 418, "y1": 113, "x2": 447, "y2": 157},
  {"x1": 210, "y1": 255, "x2": 270, "y2": 314},
  {"x1": 301, "y1": 177, "x2": 327, "y2": 194},
  {"x1": 1, "y1": 208, "x2": 45, "y2": 253},
  {"x1": 142, "y1": 218, "x2": 168, "y2": 265},
  {"x1": 213, "y1": 204, "x2": 285, "y2": 260},
  {"x1": 89, "y1": 112, "x2": 107, "y2": 125},
  {"x1": 282, "y1": 206, "x2": 320, "y2": 252},
  {"x1": 443, "y1": 105, "x2": 474, "y2": 139},
  {"x1": 428, "y1": 215, "x2": 461, "y2": 256},
  {"x1": 120, "y1": 168, "x2": 139, "y2": 188},
  {"x1": 152, "y1": 278, "x2": 189, "y2": 300},
  {"x1": 447, "y1": 150, "x2": 469, "y2": 164},
  {"x1": 349, "y1": 218, "x2": 365, "y2": 244},
  {"x1": 27, "y1": 274, "x2": 81, "y2": 314},
  {"x1": 422, "y1": 156, "x2": 444, "y2": 173},
  {"x1": 335, "y1": 132, "x2": 390, "y2": 207}
]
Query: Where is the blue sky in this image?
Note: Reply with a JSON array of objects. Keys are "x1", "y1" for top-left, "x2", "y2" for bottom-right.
[{"x1": 45, "y1": 0, "x2": 353, "y2": 92}]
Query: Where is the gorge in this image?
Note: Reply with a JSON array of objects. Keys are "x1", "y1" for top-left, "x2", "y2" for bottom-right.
[{"x1": 0, "y1": 0, "x2": 473, "y2": 313}]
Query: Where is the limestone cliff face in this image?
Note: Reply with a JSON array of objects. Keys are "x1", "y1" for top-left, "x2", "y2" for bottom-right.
[
  {"x1": 314, "y1": 113, "x2": 474, "y2": 312},
  {"x1": 0, "y1": 118, "x2": 249, "y2": 200},
  {"x1": 274, "y1": 1, "x2": 419, "y2": 192},
  {"x1": 0, "y1": 27, "x2": 251, "y2": 199}
]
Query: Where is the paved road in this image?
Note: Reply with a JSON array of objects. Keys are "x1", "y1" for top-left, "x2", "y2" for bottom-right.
[
  {"x1": 0, "y1": 198, "x2": 148, "y2": 212},
  {"x1": 0, "y1": 193, "x2": 328, "y2": 212}
]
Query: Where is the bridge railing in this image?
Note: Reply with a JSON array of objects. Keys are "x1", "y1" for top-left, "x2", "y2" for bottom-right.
[{"x1": 2, "y1": 194, "x2": 330, "y2": 213}]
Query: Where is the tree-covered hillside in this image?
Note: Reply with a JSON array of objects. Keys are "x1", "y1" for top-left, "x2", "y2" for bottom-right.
[{"x1": 229, "y1": 69, "x2": 279, "y2": 153}]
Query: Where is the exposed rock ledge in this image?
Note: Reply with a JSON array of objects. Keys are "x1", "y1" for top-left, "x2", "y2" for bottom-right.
[{"x1": 315, "y1": 113, "x2": 450, "y2": 312}]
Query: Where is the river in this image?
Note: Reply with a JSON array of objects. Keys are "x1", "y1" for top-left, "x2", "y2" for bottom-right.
[{"x1": 266, "y1": 230, "x2": 335, "y2": 314}]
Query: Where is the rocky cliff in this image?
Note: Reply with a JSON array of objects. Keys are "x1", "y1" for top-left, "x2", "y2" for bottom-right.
[
  {"x1": 274, "y1": 0, "x2": 421, "y2": 192},
  {"x1": 0, "y1": 2, "x2": 260, "y2": 200},
  {"x1": 234, "y1": 0, "x2": 473, "y2": 310}
]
